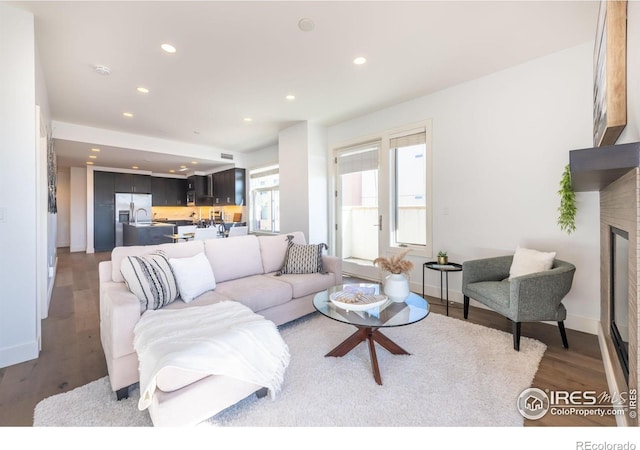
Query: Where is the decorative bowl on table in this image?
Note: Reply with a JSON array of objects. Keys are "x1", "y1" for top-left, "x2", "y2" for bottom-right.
[{"x1": 329, "y1": 287, "x2": 388, "y2": 311}]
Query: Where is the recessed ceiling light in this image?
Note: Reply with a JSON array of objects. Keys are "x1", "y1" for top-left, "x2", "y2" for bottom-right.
[
  {"x1": 94, "y1": 65, "x2": 111, "y2": 75},
  {"x1": 137, "y1": 87, "x2": 149, "y2": 94},
  {"x1": 123, "y1": 112, "x2": 134, "y2": 118},
  {"x1": 91, "y1": 148, "x2": 100, "y2": 152},
  {"x1": 243, "y1": 117, "x2": 253, "y2": 123},
  {"x1": 132, "y1": 166, "x2": 139, "y2": 169},
  {"x1": 89, "y1": 155, "x2": 97, "y2": 159},
  {"x1": 353, "y1": 56, "x2": 367, "y2": 65},
  {"x1": 169, "y1": 169, "x2": 175, "y2": 173},
  {"x1": 161, "y1": 43, "x2": 176, "y2": 54},
  {"x1": 178, "y1": 167, "x2": 188, "y2": 172},
  {"x1": 180, "y1": 165, "x2": 187, "y2": 169},
  {"x1": 191, "y1": 161, "x2": 198, "y2": 165},
  {"x1": 285, "y1": 94, "x2": 296, "y2": 101},
  {"x1": 298, "y1": 18, "x2": 315, "y2": 32},
  {"x1": 86, "y1": 161, "x2": 94, "y2": 165}
]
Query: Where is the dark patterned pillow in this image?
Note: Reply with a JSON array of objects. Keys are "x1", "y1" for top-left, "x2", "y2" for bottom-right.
[
  {"x1": 277, "y1": 235, "x2": 328, "y2": 275},
  {"x1": 120, "y1": 250, "x2": 179, "y2": 312}
]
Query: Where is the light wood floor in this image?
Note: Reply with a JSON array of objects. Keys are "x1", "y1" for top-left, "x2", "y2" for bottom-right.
[{"x1": 0, "y1": 248, "x2": 616, "y2": 427}]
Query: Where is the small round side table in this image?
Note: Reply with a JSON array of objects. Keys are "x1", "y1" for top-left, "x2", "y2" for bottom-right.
[{"x1": 423, "y1": 261, "x2": 463, "y2": 316}]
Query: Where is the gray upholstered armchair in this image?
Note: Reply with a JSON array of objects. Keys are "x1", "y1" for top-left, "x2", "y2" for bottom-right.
[{"x1": 462, "y1": 255, "x2": 576, "y2": 351}]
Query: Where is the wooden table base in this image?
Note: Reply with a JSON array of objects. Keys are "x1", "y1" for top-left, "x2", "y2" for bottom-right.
[{"x1": 325, "y1": 327, "x2": 410, "y2": 385}]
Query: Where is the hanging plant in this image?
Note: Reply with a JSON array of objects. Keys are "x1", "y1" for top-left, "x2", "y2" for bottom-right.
[{"x1": 557, "y1": 164, "x2": 577, "y2": 235}]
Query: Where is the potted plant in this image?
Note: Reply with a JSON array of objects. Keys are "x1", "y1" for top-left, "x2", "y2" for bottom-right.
[
  {"x1": 437, "y1": 251, "x2": 448, "y2": 265},
  {"x1": 373, "y1": 250, "x2": 414, "y2": 302},
  {"x1": 557, "y1": 164, "x2": 577, "y2": 235}
]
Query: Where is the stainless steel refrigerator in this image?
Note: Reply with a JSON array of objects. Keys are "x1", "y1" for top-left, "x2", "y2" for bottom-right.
[{"x1": 115, "y1": 193, "x2": 153, "y2": 247}]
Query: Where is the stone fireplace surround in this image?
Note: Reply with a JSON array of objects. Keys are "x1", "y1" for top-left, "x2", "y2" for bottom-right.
[{"x1": 571, "y1": 142, "x2": 639, "y2": 427}]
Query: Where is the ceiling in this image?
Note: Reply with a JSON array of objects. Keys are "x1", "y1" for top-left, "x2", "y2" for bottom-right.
[{"x1": 12, "y1": 1, "x2": 600, "y2": 174}]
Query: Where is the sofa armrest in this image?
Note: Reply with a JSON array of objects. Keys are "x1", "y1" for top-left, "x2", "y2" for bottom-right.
[
  {"x1": 510, "y1": 259, "x2": 576, "y2": 321},
  {"x1": 99, "y1": 260, "x2": 112, "y2": 283},
  {"x1": 462, "y1": 255, "x2": 513, "y2": 289},
  {"x1": 100, "y1": 281, "x2": 142, "y2": 359},
  {"x1": 322, "y1": 255, "x2": 343, "y2": 285}
]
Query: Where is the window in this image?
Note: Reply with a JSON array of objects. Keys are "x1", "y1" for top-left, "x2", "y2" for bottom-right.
[
  {"x1": 391, "y1": 130, "x2": 427, "y2": 248},
  {"x1": 249, "y1": 165, "x2": 279, "y2": 233}
]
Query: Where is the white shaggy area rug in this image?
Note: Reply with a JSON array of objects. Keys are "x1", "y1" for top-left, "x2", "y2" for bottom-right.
[{"x1": 34, "y1": 312, "x2": 546, "y2": 427}]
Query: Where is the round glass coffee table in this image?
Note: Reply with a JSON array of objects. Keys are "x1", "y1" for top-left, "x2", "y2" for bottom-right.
[{"x1": 313, "y1": 283, "x2": 429, "y2": 385}]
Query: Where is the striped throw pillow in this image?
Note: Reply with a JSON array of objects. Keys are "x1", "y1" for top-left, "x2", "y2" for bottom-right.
[
  {"x1": 277, "y1": 235, "x2": 328, "y2": 275},
  {"x1": 120, "y1": 250, "x2": 179, "y2": 312}
]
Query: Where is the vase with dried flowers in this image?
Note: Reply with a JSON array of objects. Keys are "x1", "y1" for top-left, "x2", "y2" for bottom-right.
[{"x1": 373, "y1": 250, "x2": 414, "y2": 302}]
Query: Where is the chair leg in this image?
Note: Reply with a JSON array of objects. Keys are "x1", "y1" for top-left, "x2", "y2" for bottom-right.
[
  {"x1": 558, "y1": 321, "x2": 569, "y2": 349},
  {"x1": 512, "y1": 321, "x2": 521, "y2": 351},
  {"x1": 463, "y1": 295, "x2": 469, "y2": 319}
]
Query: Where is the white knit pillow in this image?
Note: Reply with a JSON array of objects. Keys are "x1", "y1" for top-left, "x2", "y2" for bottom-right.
[
  {"x1": 509, "y1": 247, "x2": 556, "y2": 280},
  {"x1": 169, "y1": 252, "x2": 216, "y2": 303}
]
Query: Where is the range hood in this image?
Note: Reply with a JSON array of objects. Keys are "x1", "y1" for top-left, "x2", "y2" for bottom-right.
[{"x1": 569, "y1": 142, "x2": 640, "y2": 192}]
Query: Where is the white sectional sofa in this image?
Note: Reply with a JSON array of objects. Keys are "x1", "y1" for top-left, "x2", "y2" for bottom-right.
[{"x1": 98, "y1": 231, "x2": 342, "y2": 425}]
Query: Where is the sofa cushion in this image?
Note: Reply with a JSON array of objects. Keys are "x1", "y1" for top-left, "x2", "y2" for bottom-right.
[
  {"x1": 267, "y1": 272, "x2": 335, "y2": 298},
  {"x1": 213, "y1": 275, "x2": 293, "y2": 312},
  {"x1": 509, "y1": 246, "x2": 556, "y2": 279},
  {"x1": 169, "y1": 252, "x2": 217, "y2": 303},
  {"x1": 204, "y1": 235, "x2": 264, "y2": 283},
  {"x1": 278, "y1": 237, "x2": 328, "y2": 275},
  {"x1": 111, "y1": 240, "x2": 205, "y2": 283},
  {"x1": 465, "y1": 280, "x2": 511, "y2": 312},
  {"x1": 258, "y1": 232, "x2": 306, "y2": 273},
  {"x1": 120, "y1": 251, "x2": 179, "y2": 312}
]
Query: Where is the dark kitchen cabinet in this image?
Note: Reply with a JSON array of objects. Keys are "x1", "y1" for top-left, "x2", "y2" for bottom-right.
[
  {"x1": 94, "y1": 171, "x2": 115, "y2": 204},
  {"x1": 151, "y1": 177, "x2": 167, "y2": 206},
  {"x1": 212, "y1": 168, "x2": 245, "y2": 206},
  {"x1": 151, "y1": 177, "x2": 188, "y2": 206},
  {"x1": 94, "y1": 203, "x2": 115, "y2": 252},
  {"x1": 94, "y1": 171, "x2": 116, "y2": 252},
  {"x1": 167, "y1": 178, "x2": 187, "y2": 205},
  {"x1": 115, "y1": 173, "x2": 151, "y2": 193}
]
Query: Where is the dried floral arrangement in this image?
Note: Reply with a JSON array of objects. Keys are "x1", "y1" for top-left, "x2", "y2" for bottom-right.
[{"x1": 373, "y1": 250, "x2": 414, "y2": 277}]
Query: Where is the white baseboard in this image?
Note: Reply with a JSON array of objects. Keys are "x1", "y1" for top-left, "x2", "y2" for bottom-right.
[
  {"x1": 46, "y1": 256, "x2": 58, "y2": 316},
  {"x1": 0, "y1": 341, "x2": 39, "y2": 369}
]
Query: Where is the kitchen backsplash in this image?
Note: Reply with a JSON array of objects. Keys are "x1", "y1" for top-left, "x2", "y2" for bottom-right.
[{"x1": 152, "y1": 205, "x2": 246, "y2": 222}]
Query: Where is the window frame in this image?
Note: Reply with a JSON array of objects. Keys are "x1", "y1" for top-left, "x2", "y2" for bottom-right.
[
  {"x1": 248, "y1": 164, "x2": 280, "y2": 234},
  {"x1": 388, "y1": 125, "x2": 431, "y2": 256}
]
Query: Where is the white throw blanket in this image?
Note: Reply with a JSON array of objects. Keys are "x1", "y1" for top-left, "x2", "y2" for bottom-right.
[{"x1": 133, "y1": 301, "x2": 290, "y2": 411}]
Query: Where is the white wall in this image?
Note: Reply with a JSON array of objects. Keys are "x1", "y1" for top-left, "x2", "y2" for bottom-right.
[
  {"x1": 245, "y1": 144, "x2": 278, "y2": 169},
  {"x1": 329, "y1": 42, "x2": 601, "y2": 333},
  {"x1": 0, "y1": 4, "x2": 39, "y2": 367},
  {"x1": 70, "y1": 167, "x2": 87, "y2": 252},
  {"x1": 279, "y1": 123, "x2": 310, "y2": 236},
  {"x1": 308, "y1": 123, "x2": 328, "y2": 245},
  {"x1": 279, "y1": 122, "x2": 329, "y2": 243},
  {"x1": 56, "y1": 168, "x2": 71, "y2": 247}
]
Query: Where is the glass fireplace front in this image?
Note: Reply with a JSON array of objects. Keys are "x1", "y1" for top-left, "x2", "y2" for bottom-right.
[{"x1": 610, "y1": 226, "x2": 630, "y2": 385}]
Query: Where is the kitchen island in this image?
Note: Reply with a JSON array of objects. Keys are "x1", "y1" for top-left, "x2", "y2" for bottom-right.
[{"x1": 123, "y1": 222, "x2": 175, "y2": 246}]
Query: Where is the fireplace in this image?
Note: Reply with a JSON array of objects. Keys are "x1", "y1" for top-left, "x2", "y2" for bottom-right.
[
  {"x1": 610, "y1": 226, "x2": 630, "y2": 385},
  {"x1": 570, "y1": 141, "x2": 640, "y2": 427}
]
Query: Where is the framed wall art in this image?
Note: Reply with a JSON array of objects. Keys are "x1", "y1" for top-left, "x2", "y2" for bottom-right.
[{"x1": 593, "y1": 0, "x2": 627, "y2": 147}]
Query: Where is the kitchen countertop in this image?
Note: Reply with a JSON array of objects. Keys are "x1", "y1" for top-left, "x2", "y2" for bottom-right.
[{"x1": 126, "y1": 222, "x2": 174, "y2": 227}]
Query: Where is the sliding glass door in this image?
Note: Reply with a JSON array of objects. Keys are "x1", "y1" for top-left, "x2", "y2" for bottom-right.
[
  {"x1": 332, "y1": 121, "x2": 432, "y2": 282},
  {"x1": 334, "y1": 141, "x2": 382, "y2": 280}
]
